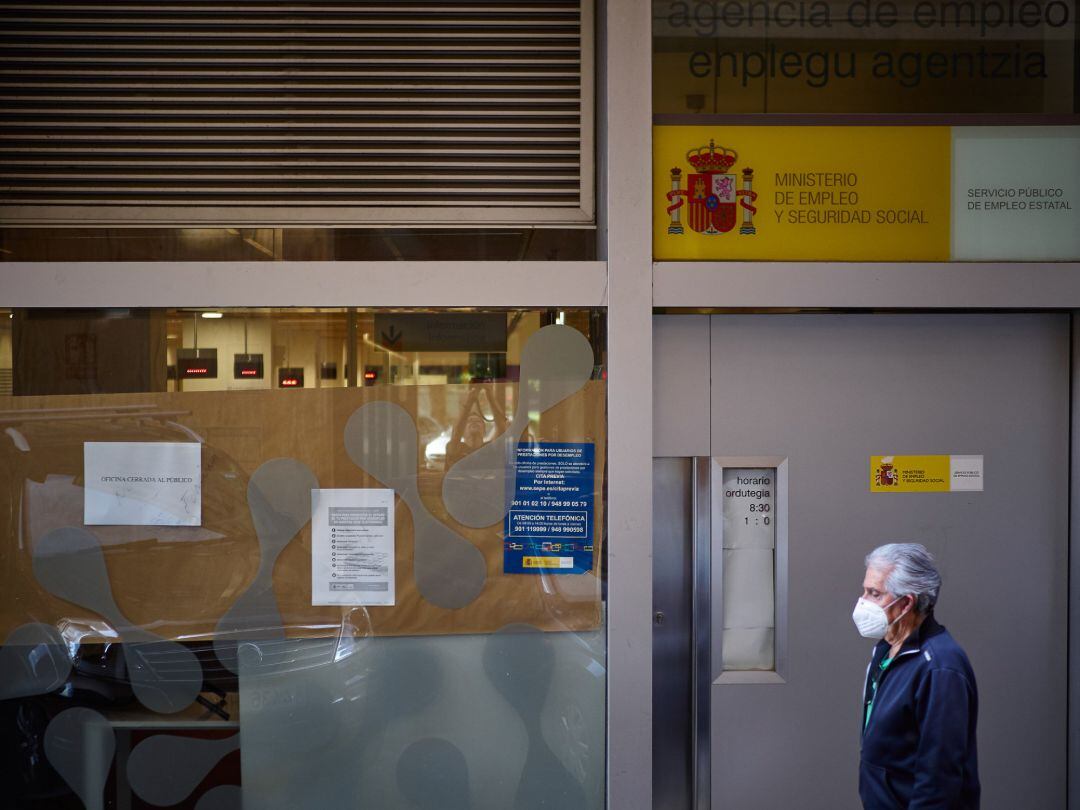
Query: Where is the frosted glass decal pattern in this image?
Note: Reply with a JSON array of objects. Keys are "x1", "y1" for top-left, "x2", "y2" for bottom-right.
[
  {"x1": 44, "y1": 707, "x2": 115, "y2": 810},
  {"x1": 239, "y1": 630, "x2": 604, "y2": 810},
  {"x1": 345, "y1": 401, "x2": 487, "y2": 610},
  {"x1": 32, "y1": 526, "x2": 203, "y2": 713},
  {"x1": 128, "y1": 733, "x2": 240, "y2": 806},
  {"x1": 214, "y1": 457, "x2": 319, "y2": 673},
  {"x1": 483, "y1": 624, "x2": 592, "y2": 810},
  {"x1": 195, "y1": 785, "x2": 242, "y2": 810},
  {"x1": 443, "y1": 325, "x2": 595, "y2": 528},
  {"x1": 396, "y1": 737, "x2": 473, "y2": 810}
]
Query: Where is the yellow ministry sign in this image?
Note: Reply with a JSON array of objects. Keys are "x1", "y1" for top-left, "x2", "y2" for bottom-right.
[
  {"x1": 870, "y1": 455, "x2": 984, "y2": 493},
  {"x1": 654, "y1": 126, "x2": 951, "y2": 261}
]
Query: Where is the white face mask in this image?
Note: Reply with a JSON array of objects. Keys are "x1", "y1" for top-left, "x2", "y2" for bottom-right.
[{"x1": 852, "y1": 596, "x2": 907, "y2": 640}]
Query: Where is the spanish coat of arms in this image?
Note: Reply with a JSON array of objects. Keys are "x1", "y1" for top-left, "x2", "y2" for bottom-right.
[{"x1": 665, "y1": 139, "x2": 758, "y2": 236}]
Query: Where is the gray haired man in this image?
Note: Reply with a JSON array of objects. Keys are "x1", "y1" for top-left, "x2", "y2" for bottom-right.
[{"x1": 854, "y1": 543, "x2": 980, "y2": 809}]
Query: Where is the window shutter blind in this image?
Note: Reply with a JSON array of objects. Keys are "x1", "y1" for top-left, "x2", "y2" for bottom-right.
[{"x1": 0, "y1": 1, "x2": 593, "y2": 225}]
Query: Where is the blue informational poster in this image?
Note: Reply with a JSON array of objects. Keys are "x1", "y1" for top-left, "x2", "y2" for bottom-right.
[{"x1": 504, "y1": 442, "x2": 595, "y2": 575}]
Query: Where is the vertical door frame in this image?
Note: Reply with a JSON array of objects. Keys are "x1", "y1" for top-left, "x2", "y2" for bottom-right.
[
  {"x1": 602, "y1": 1, "x2": 655, "y2": 808},
  {"x1": 1067, "y1": 331, "x2": 1078, "y2": 800}
]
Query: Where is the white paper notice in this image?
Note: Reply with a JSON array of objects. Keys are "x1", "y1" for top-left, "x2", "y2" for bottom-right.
[
  {"x1": 84, "y1": 442, "x2": 201, "y2": 526},
  {"x1": 722, "y1": 548, "x2": 776, "y2": 629},
  {"x1": 311, "y1": 489, "x2": 395, "y2": 606},
  {"x1": 721, "y1": 628, "x2": 775, "y2": 671}
]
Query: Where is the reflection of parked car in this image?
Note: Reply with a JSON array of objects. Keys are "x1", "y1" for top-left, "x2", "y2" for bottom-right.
[
  {"x1": 50, "y1": 610, "x2": 372, "y2": 691},
  {"x1": 2, "y1": 403, "x2": 377, "y2": 802},
  {"x1": 0, "y1": 404, "x2": 370, "y2": 690}
]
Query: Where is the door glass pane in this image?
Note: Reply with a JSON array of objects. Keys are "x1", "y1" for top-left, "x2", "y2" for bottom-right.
[{"x1": 720, "y1": 467, "x2": 776, "y2": 671}]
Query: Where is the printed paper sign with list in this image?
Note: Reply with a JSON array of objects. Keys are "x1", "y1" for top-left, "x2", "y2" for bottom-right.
[{"x1": 311, "y1": 488, "x2": 395, "y2": 606}]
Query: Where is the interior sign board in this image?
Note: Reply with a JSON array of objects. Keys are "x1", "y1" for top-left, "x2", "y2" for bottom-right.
[
  {"x1": 372, "y1": 313, "x2": 507, "y2": 353},
  {"x1": 311, "y1": 489, "x2": 395, "y2": 606},
  {"x1": 233, "y1": 353, "x2": 264, "y2": 379},
  {"x1": 177, "y1": 348, "x2": 218, "y2": 379},
  {"x1": 277, "y1": 367, "x2": 304, "y2": 388},
  {"x1": 84, "y1": 442, "x2": 202, "y2": 526},
  {"x1": 505, "y1": 443, "x2": 595, "y2": 574},
  {"x1": 871, "y1": 455, "x2": 983, "y2": 493}
]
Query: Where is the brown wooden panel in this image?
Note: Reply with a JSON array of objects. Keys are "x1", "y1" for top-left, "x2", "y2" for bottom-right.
[{"x1": 0, "y1": 381, "x2": 605, "y2": 641}]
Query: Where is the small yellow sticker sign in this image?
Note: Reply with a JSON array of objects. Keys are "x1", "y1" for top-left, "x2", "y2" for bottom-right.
[
  {"x1": 522, "y1": 556, "x2": 573, "y2": 569},
  {"x1": 654, "y1": 126, "x2": 951, "y2": 261},
  {"x1": 870, "y1": 455, "x2": 983, "y2": 493}
]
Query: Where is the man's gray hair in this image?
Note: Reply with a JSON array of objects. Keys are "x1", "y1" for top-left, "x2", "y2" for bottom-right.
[{"x1": 865, "y1": 543, "x2": 941, "y2": 614}]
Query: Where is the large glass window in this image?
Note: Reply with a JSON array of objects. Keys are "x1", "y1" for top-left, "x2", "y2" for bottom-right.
[
  {"x1": 0, "y1": 228, "x2": 598, "y2": 262},
  {"x1": 0, "y1": 307, "x2": 607, "y2": 809},
  {"x1": 653, "y1": 0, "x2": 1079, "y2": 114}
]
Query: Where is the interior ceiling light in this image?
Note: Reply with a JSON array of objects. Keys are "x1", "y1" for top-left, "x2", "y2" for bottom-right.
[{"x1": 201, "y1": 311, "x2": 224, "y2": 319}]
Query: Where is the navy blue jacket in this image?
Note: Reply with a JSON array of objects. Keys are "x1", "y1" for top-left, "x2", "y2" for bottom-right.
[{"x1": 859, "y1": 615, "x2": 980, "y2": 809}]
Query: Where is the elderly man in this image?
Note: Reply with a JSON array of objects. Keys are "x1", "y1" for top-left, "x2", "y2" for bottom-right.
[{"x1": 854, "y1": 543, "x2": 979, "y2": 809}]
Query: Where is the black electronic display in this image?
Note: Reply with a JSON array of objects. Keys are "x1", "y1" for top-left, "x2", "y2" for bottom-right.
[
  {"x1": 234, "y1": 353, "x2": 264, "y2": 379},
  {"x1": 278, "y1": 367, "x2": 304, "y2": 388}
]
